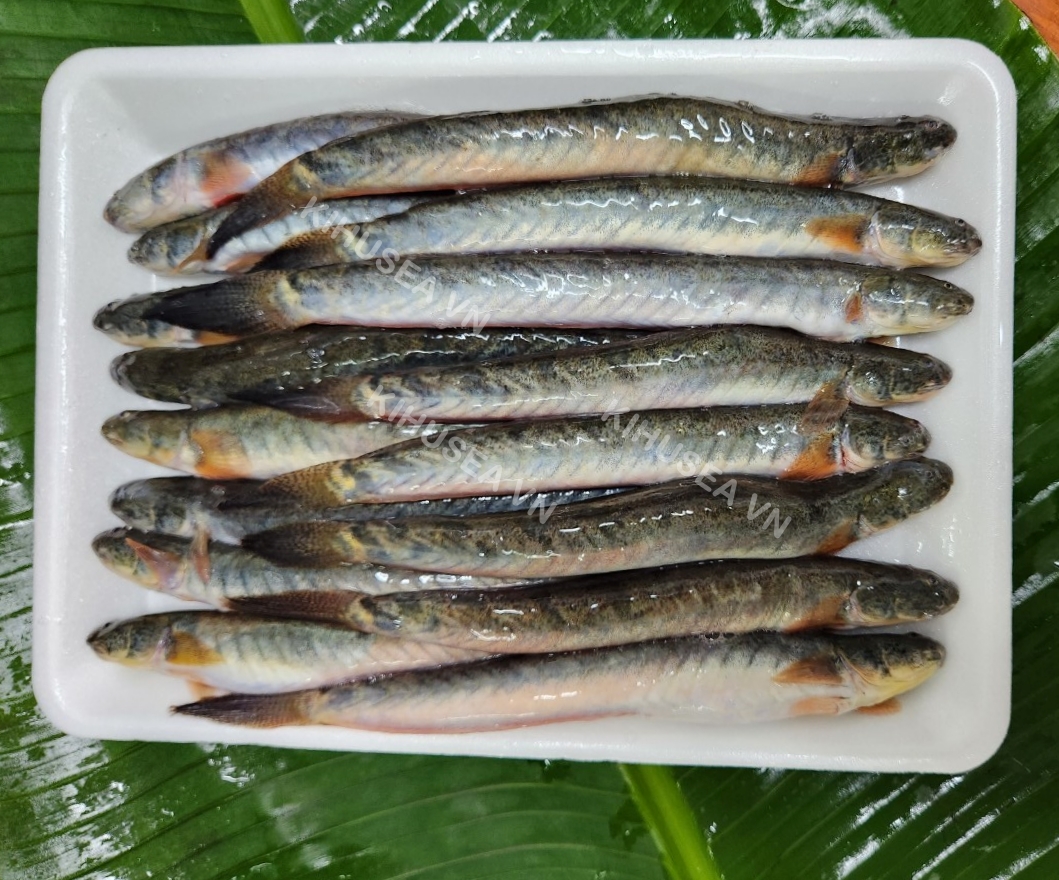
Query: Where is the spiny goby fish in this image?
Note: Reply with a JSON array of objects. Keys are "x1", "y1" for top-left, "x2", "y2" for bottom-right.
[
  {"x1": 173, "y1": 631, "x2": 946, "y2": 731},
  {"x1": 282, "y1": 325, "x2": 952, "y2": 423},
  {"x1": 260, "y1": 404, "x2": 931, "y2": 508},
  {"x1": 206, "y1": 96, "x2": 956, "y2": 253},
  {"x1": 100, "y1": 404, "x2": 462, "y2": 480},
  {"x1": 104, "y1": 111, "x2": 416, "y2": 232},
  {"x1": 92, "y1": 528, "x2": 540, "y2": 605},
  {"x1": 109, "y1": 476, "x2": 627, "y2": 544},
  {"x1": 109, "y1": 326, "x2": 647, "y2": 405},
  {"x1": 116, "y1": 255, "x2": 974, "y2": 344},
  {"x1": 235, "y1": 557, "x2": 958, "y2": 654},
  {"x1": 88, "y1": 611, "x2": 488, "y2": 694},
  {"x1": 125, "y1": 194, "x2": 437, "y2": 278},
  {"x1": 252, "y1": 177, "x2": 980, "y2": 274},
  {"x1": 245, "y1": 458, "x2": 954, "y2": 578}
]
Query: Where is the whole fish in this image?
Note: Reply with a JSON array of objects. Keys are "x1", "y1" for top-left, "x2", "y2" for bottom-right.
[
  {"x1": 236, "y1": 558, "x2": 957, "y2": 653},
  {"x1": 173, "y1": 631, "x2": 946, "y2": 731},
  {"x1": 109, "y1": 326, "x2": 646, "y2": 404},
  {"x1": 206, "y1": 96, "x2": 956, "y2": 252},
  {"x1": 252, "y1": 178, "x2": 981, "y2": 274},
  {"x1": 110, "y1": 476, "x2": 627, "y2": 544},
  {"x1": 104, "y1": 111, "x2": 416, "y2": 232},
  {"x1": 119, "y1": 255, "x2": 974, "y2": 343},
  {"x1": 260, "y1": 405, "x2": 931, "y2": 508},
  {"x1": 246, "y1": 458, "x2": 954, "y2": 577},
  {"x1": 93, "y1": 528, "x2": 539, "y2": 604},
  {"x1": 89, "y1": 611, "x2": 488, "y2": 694},
  {"x1": 125, "y1": 194, "x2": 437, "y2": 277},
  {"x1": 100, "y1": 404, "x2": 462, "y2": 480},
  {"x1": 275, "y1": 326, "x2": 952, "y2": 423}
]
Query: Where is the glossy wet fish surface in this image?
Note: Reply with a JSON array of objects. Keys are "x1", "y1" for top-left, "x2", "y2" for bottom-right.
[
  {"x1": 294, "y1": 325, "x2": 951, "y2": 423},
  {"x1": 260, "y1": 404, "x2": 931, "y2": 508},
  {"x1": 88, "y1": 611, "x2": 488, "y2": 693},
  {"x1": 239, "y1": 557, "x2": 957, "y2": 654},
  {"x1": 207, "y1": 96, "x2": 956, "y2": 253},
  {"x1": 254, "y1": 177, "x2": 980, "y2": 274},
  {"x1": 113, "y1": 255, "x2": 973, "y2": 343},
  {"x1": 246, "y1": 458, "x2": 954, "y2": 578},
  {"x1": 174, "y1": 631, "x2": 945, "y2": 732}
]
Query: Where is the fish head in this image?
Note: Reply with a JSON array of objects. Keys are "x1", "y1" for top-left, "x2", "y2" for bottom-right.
[
  {"x1": 854, "y1": 457, "x2": 954, "y2": 537},
  {"x1": 846, "y1": 567, "x2": 959, "y2": 626},
  {"x1": 866, "y1": 204, "x2": 981, "y2": 269},
  {"x1": 101, "y1": 410, "x2": 194, "y2": 471},
  {"x1": 110, "y1": 478, "x2": 189, "y2": 535},
  {"x1": 839, "y1": 408, "x2": 931, "y2": 471},
  {"x1": 838, "y1": 633, "x2": 946, "y2": 702},
  {"x1": 93, "y1": 528, "x2": 193, "y2": 596},
  {"x1": 104, "y1": 157, "x2": 187, "y2": 233},
  {"x1": 858, "y1": 273, "x2": 974, "y2": 334},
  {"x1": 845, "y1": 117, "x2": 957, "y2": 185},
  {"x1": 846, "y1": 346, "x2": 952, "y2": 406},
  {"x1": 87, "y1": 615, "x2": 173, "y2": 667}
]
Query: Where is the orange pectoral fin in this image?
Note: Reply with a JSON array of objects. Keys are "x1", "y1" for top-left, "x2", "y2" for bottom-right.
[
  {"x1": 189, "y1": 525, "x2": 212, "y2": 584},
  {"x1": 783, "y1": 594, "x2": 848, "y2": 631},
  {"x1": 805, "y1": 215, "x2": 870, "y2": 255},
  {"x1": 189, "y1": 428, "x2": 250, "y2": 479},
  {"x1": 844, "y1": 292, "x2": 864, "y2": 324},
  {"x1": 857, "y1": 697, "x2": 902, "y2": 716},
  {"x1": 186, "y1": 681, "x2": 225, "y2": 700},
  {"x1": 794, "y1": 381, "x2": 850, "y2": 437},
  {"x1": 815, "y1": 522, "x2": 858, "y2": 555},
  {"x1": 791, "y1": 696, "x2": 847, "y2": 717},
  {"x1": 795, "y1": 152, "x2": 845, "y2": 187},
  {"x1": 126, "y1": 537, "x2": 186, "y2": 593},
  {"x1": 167, "y1": 631, "x2": 224, "y2": 666},
  {"x1": 782, "y1": 433, "x2": 841, "y2": 480},
  {"x1": 199, "y1": 156, "x2": 254, "y2": 208},
  {"x1": 773, "y1": 655, "x2": 845, "y2": 686}
]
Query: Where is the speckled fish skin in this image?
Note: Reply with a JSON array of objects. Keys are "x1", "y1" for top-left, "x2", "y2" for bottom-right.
[
  {"x1": 100, "y1": 404, "x2": 457, "y2": 480},
  {"x1": 306, "y1": 326, "x2": 951, "y2": 424},
  {"x1": 262, "y1": 405, "x2": 931, "y2": 508},
  {"x1": 109, "y1": 476, "x2": 628, "y2": 544},
  {"x1": 317, "y1": 558, "x2": 958, "y2": 653},
  {"x1": 253, "y1": 177, "x2": 981, "y2": 274},
  {"x1": 109, "y1": 326, "x2": 647, "y2": 405},
  {"x1": 125, "y1": 195, "x2": 437, "y2": 277},
  {"x1": 173, "y1": 631, "x2": 946, "y2": 731},
  {"x1": 88, "y1": 611, "x2": 488, "y2": 694},
  {"x1": 246, "y1": 458, "x2": 954, "y2": 577},
  {"x1": 92, "y1": 528, "x2": 538, "y2": 604},
  {"x1": 104, "y1": 111, "x2": 416, "y2": 232},
  {"x1": 206, "y1": 97, "x2": 956, "y2": 253},
  {"x1": 127, "y1": 255, "x2": 975, "y2": 343}
]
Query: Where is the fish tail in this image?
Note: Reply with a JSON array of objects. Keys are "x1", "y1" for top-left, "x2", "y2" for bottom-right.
[
  {"x1": 205, "y1": 164, "x2": 309, "y2": 258},
  {"x1": 254, "y1": 230, "x2": 344, "y2": 272},
  {"x1": 173, "y1": 689, "x2": 316, "y2": 728},
  {"x1": 144, "y1": 272, "x2": 292, "y2": 337},
  {"x1": 227, "y1": 590, "x2": 364, "y2": 626},
  {"x1": 243, "y1": 522, "x2": 355, "y2": 567}
]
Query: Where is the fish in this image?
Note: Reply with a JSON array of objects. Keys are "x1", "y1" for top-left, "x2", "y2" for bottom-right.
[
  {"x1": 236, "y1": 558, "x2": 957, "y2": 653},
  {"x1": 109, "y1": 476, "x2": 628, "y2": 544},
  {"x1": 93, "y1": 528, "x2": 540, "y2": 605},
  {"x1": 206, "y1": 96, "x2": 956, "y2": 253},
  {"x1": 118, "y1": 255, "x2": 974, "y2": 343},
  {"x1": 172, "y1": 631, "x2": 946, "y2": 731},
  {"x1": 259, "y1": 404, "x2": 931, "y2": 508},
  {"x1": 100, "y1": 404, "x2": 462, "y2": 480},
  {"x1": 109, "y1": 326, "x2": 646, "y2": 403},
  {"x1": 251, "y1": 177, "x2": 981, "y2": 274},
  {"x1": 88, "y1": 611, "x2": 488, "y2": 694},
  {"x1": 104, "y1": 110, "x2": 416, "y2": 232},
  {"x1": 245, "y1": 457, "x2": 954, "y2": 577},
  {"x1": 272, "y1": 325, "x2": 952, "y2": 423},
  {"x1": 125, "y1": 194, "x2": 438, "y2": 277}
]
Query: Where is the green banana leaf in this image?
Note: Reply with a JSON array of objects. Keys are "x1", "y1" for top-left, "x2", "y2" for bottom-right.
[{"x1": 2, "y1": 0, "x2": 1057, "y2": 877}]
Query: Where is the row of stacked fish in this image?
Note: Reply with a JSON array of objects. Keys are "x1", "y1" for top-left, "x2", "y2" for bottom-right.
[{"x1": 90, "y1": 97, "x2": 976, "y2": 734}]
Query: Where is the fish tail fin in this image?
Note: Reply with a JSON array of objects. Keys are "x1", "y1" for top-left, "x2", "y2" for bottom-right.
[
  {"x1": 254, "y1": 229, "x2": 346, "y2": 272},
  {"x1": 205, "y1": 164, "x2": 308, "y2": 258},
  {"x1": 145, "y1": 272, "x2": 292, "y2": 339},
  {"x1": 228, "y1": 590, "x2": 364, "y2": 626},
  {"x1": 242, "y1": 522, "x2": 354, "y2": 568},
  {"x1": 235, "y1": 377, "x2": 366, "y2": 422},
  {"x1": 173, "y1": 689, "x2": 316, "y2": 728}
]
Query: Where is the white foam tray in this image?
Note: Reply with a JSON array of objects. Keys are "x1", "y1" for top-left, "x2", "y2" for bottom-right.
[{"x1": 34, "y1": 39, "x2": 1014, "y2": 772}]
